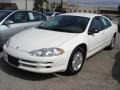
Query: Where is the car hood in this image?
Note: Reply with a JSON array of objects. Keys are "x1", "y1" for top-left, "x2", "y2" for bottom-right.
[{"x1": 9, "y1": 28, "x2": 77, "y2": 52}]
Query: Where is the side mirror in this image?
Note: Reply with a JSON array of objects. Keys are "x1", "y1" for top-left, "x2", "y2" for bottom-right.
[
  {"x1": 88, "y1": 28, "x2": 100, "y2": 35},
  {"x1": 4, "y1": 20, "x2": 14, "y2": 26}
]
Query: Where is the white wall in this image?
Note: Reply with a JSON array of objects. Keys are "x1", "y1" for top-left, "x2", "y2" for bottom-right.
[
  {"x1": 0, "y1": 0, "x2": 34, "y2": 10},
  {"x1": 0, "y1": 0, "x2": 11, "y2": 3},
  {"x1": 11, "y1": 0, "x2": 34, "y2": 10},
  {"x1": 27, "y1": 0, "x2": 34, "y2": 10}
]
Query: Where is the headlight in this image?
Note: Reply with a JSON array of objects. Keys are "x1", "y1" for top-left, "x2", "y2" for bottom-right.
[
  {"x1": 29, "y1": 48, "x2": 64, "y2": 57},
  {"x1": 6, "y1": 39, "x2": 10, "y2": 48}
]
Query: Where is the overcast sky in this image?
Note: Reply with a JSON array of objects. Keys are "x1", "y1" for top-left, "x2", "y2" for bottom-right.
[{"x1": 49, "y1": 0, "x2": 120, "y2": 7}]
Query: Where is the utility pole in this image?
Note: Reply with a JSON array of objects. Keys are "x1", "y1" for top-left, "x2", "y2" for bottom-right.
[
  {"x1": 25, "y1": 0, "x2": 27, "y2": 10},
  {"x1": 61, "y1": 0, "x2": 63, "y2": 8},
  {"x1": 60, "y1": 0, "x2": 63, "y2": 12},
  {"x1": 119, "y1": 4, "x2": 120, "y2": 12}
]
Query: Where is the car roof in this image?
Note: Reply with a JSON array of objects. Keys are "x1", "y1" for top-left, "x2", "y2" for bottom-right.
[
  {"x1": 0, "y1": 10, "x2": 46, "y2": 16},
  {"x1": 0, "y1": 10, "x2": 15, "y2": 12},
  {"x1": 60, "y1": 13, "x2": 102, "y2": 18},
  {"x1": 0, "y1": 10, "x2": 42, "y2": 13}
]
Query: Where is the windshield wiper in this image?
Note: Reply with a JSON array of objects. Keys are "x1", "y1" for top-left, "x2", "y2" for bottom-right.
[
  {"x1": 37, "y1": 26, "x2": 77, "y2": 33},
  {"x1": 50, "y1": 28, "x2": 77, "y2": 33}
]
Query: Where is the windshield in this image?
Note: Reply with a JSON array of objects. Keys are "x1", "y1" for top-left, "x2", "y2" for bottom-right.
[
  {"x1": 0, "y1": 11, "x2": 11, "y2": 22},
  {"x1": 37, "y1": 15, "x2": 90, "y2": 33}
]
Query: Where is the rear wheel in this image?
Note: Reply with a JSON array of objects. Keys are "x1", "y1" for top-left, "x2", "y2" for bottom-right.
[
  {"x1": 65, "y1": 47, "x2": 85, "y2": 75},
  {"x1": 107, "y1": 35, "x2": 116, "y2": 50}
]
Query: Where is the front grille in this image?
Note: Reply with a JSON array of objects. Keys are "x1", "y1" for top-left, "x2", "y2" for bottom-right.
[
  {"x1": 7, "y1": 54, "x2": 53, "y2": 69},
  {"x1": 8, "y1": 55, "x2": 19, "y2": 66}
]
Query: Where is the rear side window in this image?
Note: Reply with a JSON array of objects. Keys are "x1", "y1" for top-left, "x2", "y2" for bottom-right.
[
  {"x1": 28, "y1": 12, "x2": 35, "y2": 21},
  {"x1": 100, "y1": 16, "x2": 112, "y2": 29},
  {"x1": 28, "y1": 12, "x2": 46, "y2": 22},
  {"x1": 7, "y1": 11, "x2": 28, "y2": 23}
]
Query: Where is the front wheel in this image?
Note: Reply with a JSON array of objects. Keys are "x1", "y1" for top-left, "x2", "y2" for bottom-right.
[
  {"x1": 65, "y1": 47, "x2": 85, "y2": 75},
  {"x1": 107, "y1": 36, "x2": 116, "y2": 50}
]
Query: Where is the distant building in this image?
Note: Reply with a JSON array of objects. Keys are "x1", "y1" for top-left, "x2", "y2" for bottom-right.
[
  {"x1": 63, "y1": 4, "x2": 119, "y2": 16},
  {"x1": 0, "y1": 0, "x2": 34, "y2": 10},
  {"x1": 66, "y1": 5, "x2": 98, "y2": 14},
  {"x1": 0, "y1": 0, "x2": 119, "y2": 15}
]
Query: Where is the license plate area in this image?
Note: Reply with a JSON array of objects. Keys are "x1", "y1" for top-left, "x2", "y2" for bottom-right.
[{"x1": 8, "y1": 55, "x2": 19, "y2": 66}]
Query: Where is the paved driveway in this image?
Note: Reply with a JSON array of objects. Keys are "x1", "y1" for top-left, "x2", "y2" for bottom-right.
[{"x1": 0, "y1": 33, "x2": 120, "y2": 90}]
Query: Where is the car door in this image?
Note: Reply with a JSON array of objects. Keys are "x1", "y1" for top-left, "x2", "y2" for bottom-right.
[
  {"x1": 1, "y1": 11, "x2": 28, "y2": 42},
  {"x1": 87, "y1": 16, "x2": 105, "y2": 57},
  {"x1": 26, "y1": 11, "x2": 47, "y2": 28},
  {"x1": 99, "y1": 16, "x2": 113, "y2": 47}
]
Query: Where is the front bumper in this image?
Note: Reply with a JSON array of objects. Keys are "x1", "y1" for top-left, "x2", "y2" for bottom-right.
[{"x1": 3, "y1": 45, "x2": 69, "y2": 73}]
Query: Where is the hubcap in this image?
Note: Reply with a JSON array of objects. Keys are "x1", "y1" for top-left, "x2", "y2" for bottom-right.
[{"x1": 72, "y1": 51, "x2": 83, "y2": 71}]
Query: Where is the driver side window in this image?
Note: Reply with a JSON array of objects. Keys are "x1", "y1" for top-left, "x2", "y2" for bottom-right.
[{"x1": 89, "y1": 17, "x2": 103, "y2": 31}]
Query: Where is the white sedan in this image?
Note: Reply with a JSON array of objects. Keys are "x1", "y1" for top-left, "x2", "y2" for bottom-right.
[{"x1": 3, "y1": 13, "x2": 118, "y2": 75}]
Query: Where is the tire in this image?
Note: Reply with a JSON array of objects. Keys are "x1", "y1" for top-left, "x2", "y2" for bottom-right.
[
  {"x1": 65, "y1": 47, "x2": 85, "y2": 75},
  {"x1": 107, "y1": 35, "x2": 116, "y2": 50},
  {"x1": 0, "y1": 47, "x2": 3, "y2": 52}
]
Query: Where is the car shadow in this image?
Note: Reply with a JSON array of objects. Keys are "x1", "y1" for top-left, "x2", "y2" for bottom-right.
[
  {"x1": 0, "y1": 56, "x2": 57, "y2": 81},
  {"x1": 112, "y1": 51, "x2": 120, "y2": 83}
]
